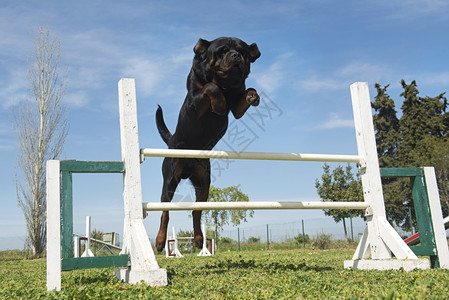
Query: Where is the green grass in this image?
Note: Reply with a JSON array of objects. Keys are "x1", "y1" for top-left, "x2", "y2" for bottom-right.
[{"x1": 1, "y1": 249, "x2": 449, "y2": 299}]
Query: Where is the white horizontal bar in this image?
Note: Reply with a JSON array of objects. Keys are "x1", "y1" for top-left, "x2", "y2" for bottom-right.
[
  {"x1": 142, "y1": 201, "x2": 369, "y2": 211},
  {"x1": 141, "y1": 148, "x2": 362, "y2": 163}
]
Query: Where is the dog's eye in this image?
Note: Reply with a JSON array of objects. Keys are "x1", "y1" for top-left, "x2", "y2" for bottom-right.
[{"x1": 219, "y1": 47, "x2": 229, "y2": 55}]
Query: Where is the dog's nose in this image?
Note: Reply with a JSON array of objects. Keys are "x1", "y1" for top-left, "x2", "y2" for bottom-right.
[{"x1": 230, "y1": 51, "x2": 241, "y2": 61}]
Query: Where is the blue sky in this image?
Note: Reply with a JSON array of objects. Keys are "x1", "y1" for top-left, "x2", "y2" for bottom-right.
[{"x1": 1, "y1": 1, "x2": 449, "y2": 250}]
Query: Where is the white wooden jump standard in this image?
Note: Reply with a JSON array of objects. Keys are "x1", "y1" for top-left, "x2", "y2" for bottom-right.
[{"x1": 114, "y1": 79, "x2": 167, "y2": 286}]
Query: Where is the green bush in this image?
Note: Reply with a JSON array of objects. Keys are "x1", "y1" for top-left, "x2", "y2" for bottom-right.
[
  {"x1": 219, "y1": 237, "x2": 234, "y2": 244},
  {"x1": 247, "y1": 237, "x2": 260, "y2": 243},
  {"x1": 313, "y1": 233, "x2": 332, "y2": 250},
  {"x1": 294, "y1": 233, "x2": 310, "y2": 245}
]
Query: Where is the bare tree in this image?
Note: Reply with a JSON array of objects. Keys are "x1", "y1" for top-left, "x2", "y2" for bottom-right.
[{"x1": 11, "y1": 27, "x2": 68, "y2": 255}]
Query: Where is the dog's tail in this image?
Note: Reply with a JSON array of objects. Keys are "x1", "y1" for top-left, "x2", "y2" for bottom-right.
[{"x1": 155, "y1": 105, "x2": 172, "y2": 145}]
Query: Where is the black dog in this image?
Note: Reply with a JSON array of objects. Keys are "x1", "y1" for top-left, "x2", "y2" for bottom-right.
[{"x1": 155, "y1": 37, "x2": 260, "y2": 252}]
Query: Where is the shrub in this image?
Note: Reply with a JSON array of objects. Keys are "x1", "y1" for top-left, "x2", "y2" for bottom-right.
[
  {"x1": 294, "y1": 233, "x2": 310, "y2": 245},
  {"x1": 247, "y1": 237, "x2": 260, "y2": 243},
  {"x1": 313, "y1": 233, "x2": 332, "y2": 250},
  {"x1": 219, "y1": 237, "x2": 233, "y2": 245}
]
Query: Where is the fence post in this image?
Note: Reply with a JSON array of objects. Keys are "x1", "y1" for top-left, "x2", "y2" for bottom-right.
[
  {"x1": 301, "y1": 219, "x2": 306, "y2": 248},
  {"x1": 266, "y1": 224, "x2": 269, "y2": 250},
  {"x1": 238, "y1": 228, "x2": 240, "y2": 251}
]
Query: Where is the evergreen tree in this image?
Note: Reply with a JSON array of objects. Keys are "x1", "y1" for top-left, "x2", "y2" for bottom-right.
[
  {"x1": 371, "y1": 83, "x2": 400, "y2": 167},
  {"x1": 371, "y1": 83, "x2": 410, "y2": 229},
  {"x1": 398, "y1": 80, "x2": 449, "y2": 215}
]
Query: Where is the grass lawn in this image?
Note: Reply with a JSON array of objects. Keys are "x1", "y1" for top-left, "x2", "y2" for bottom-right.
[{"x1": 1, "y1": 249, "x2": 449, "y2": 299}]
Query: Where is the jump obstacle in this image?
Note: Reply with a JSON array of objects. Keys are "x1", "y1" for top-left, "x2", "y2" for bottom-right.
[
  {"x1": 165, "y1": 225, "x2": 215, "y2": 258},
  {"x1": 46, "y1": 79, "x2": 449, "y2": 291}
]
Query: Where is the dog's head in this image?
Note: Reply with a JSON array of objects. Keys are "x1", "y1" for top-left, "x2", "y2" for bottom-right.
[{"x1": 192, "y1": 37, "x2": 260, "y2": 89}]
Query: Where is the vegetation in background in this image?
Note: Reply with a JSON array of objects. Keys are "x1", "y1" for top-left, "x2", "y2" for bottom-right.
[
  {"x1": 372, "y1": 80, "x2": 449, "y2": 230},
  {"x1": 315, "y1": 163, "x2": 363, "y2": 239},
  {"x1": 202, "y1": 185, "x2": 254, "y2": 247},
  {"x1": 10, "y1": 27, "x2": 68, "y2": 255},
  {"x1": 316, "y1": 80, "x2": 449, "y2": 232}
]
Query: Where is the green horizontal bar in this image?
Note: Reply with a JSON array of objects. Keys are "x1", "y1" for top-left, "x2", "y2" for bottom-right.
[
  {"x1": 380, "y1": 168, "x2": 424, "y2": 178},
  {"x1": 61, "y1": 255, "x2": 130, "y2": 271},
  {"x1": 410, "y1": 245, "x2": 437, "y2": 256},
  {"x1": 59, "y1": 161, "x2": 125, "y2": 173}
]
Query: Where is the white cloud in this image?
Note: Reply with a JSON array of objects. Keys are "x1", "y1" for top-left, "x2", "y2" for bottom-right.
[
  {"x1": 298, "y1": 62, "x2": 395, "y2": 93},
  {"x1": 297, "y1": 76, "x2": 344, "y2": 92},
  {"x1": 64, "y1": 91, "x2": 89, "y2": 108},
  {"x1": 253, "y1": 52, "x2": 294, "y2": 94},
  {"x1": 312, "y1": 113, "x2": 354, "y2": 130},
  {"x1": 0, "y1": 67, "x2": 29, "y2": 109}
]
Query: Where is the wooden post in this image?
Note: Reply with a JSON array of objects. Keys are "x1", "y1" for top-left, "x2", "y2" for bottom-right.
[
  {"x1": 116, "y1": 78, "x2": 167, "y2": 286},
  {"x1": 345, "y1": 82, "x2": 429, "y2": 270},
  {"x1": 46, "y1": 160, "x2": 61, "y2": 291},
  {"x1": 424, "y1": 167, "x2": 449, "y2": 269}
]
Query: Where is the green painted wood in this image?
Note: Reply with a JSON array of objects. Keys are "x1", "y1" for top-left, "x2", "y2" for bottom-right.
[
  {"x1": 61, "y1": 255, "x2": 130, "y2": 271},
  {"x1": 60, "y1": 171, "x2": 73, "y2": 259},
  {"x1": 409, "y1": 245, "x2": 437, "y2": 256},
  {"x1": 380, "y1": 168, "x2": 423, "y2": 177},
  {"x1": 411, "y1": 176, "x2": 436, "y2": 249},
  {"x1": 58, "y1": 160, "x2": 127, "y2": 271},
  {"x1": 380, "y1": 167, "x2": 439, "y2": 268},
  {"x1": 59, "y1": 161, "x2": 125, "y2": 173}
]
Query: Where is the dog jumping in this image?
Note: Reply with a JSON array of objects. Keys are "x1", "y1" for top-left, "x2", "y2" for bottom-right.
[{"x1": 155, "y1": 37, "x2": 261, "y2": 252}]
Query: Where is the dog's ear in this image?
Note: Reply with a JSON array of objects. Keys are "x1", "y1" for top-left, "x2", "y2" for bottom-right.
[
  {"x1": 248, "y1": 43, "x2": 261, "y2": 63},
  {"x1": 194, "y1": 38, "x2": 211, "y2": 55}
]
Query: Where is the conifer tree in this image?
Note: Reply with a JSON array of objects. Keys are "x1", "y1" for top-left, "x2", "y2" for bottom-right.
[
  {"x1": 371, "y1": 83, "x2": 400, "y2": 167},
  {"x1": 371, "y1": 83, "x2": 410, "y2": 228}
]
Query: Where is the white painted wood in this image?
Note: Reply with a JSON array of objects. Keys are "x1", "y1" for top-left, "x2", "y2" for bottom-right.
[
  {"x1": 171, "y1": 227, "x2": 183, "y2": 258},
  {"x1": 344, "y1": 259, "x2": 430, "y2": 271},
  {"x1": 73, "y1": 236, "x2": 80, "y2": 258},
  {"x1": 424, "y1": 167, "x2": 449, "y2": 269},
  {"x1": 198, "y1": 224, "x2": 212, "y2": 256},
  {"x1": 141, "y1": 148, "x2": 362, "y2": 163},
  {"x1": 443, "y1": 216, "x2": 449, "y2": 225},
  {"x1": 81, "y1": 216, "x2": 94, "y2": 257},
  {"x1": 377, "y1": 217, "x2": 418, "y2": 260},
  {"x1": 351, "y1": 82, "x2": 391, "y2": 259},
  {"x1": 118, "y1": 78, "x2": 167, "y2": 286},
  {"x1": 46, "y1": 160, "x2": 61, "y2": 291},
  {"x1": 119, "y1": 78, "x2": 145, "y2": 221},
  {"x1": 142, "y1": 201, "x2": 369, "y2": 211},
  {"x1": 351, "y1": 226, "x2": 370, "y2": 260}
]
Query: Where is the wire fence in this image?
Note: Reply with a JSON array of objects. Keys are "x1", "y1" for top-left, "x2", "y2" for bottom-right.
[{"x1": 219, "y1": 218, "x2": 366, "y2": 245}]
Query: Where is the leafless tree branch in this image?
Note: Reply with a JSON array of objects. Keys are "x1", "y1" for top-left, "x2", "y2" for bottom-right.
[{"x1": 11, "y1": 26, "x2": 68, "y2": 255}]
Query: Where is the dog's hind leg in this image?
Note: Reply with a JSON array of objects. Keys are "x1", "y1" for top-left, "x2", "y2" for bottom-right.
[
  {"x1": 190, "y1": 159, "x2": 211, "y2": 249},
  {"x1": 155, "y1": 158, "x2": 181, "y2": 252}
]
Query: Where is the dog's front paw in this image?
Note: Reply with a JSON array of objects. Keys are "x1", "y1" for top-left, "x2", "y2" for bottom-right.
[{"x1": 246, "y1": 88, "x2": 260, "y2": 106}]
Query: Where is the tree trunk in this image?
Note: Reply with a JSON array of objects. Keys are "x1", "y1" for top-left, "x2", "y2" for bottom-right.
[
  {"x1": 342, "y1": 217, "x2": 348, "y2": 240},
  {"x1": 214, "y1": 214, "x2": 218, "y2": 251}
]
